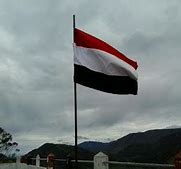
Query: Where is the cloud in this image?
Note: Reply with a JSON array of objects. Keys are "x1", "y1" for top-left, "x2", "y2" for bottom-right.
[
  {"x1": 77, "y1": 135, "x2": 89, "y2": 140},
  {"x1": 0, "y1": 0, "x2": 181, "y2": 154}
]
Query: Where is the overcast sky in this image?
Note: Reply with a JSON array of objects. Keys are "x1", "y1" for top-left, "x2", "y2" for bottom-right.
[{"x1": 0, "y1": 0, "x2": 181, "y2": 155}]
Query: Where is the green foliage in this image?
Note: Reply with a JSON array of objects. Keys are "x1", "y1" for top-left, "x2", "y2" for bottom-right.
[{"x1": 0, "y1": 127, "x2": 18, "y2": 156}]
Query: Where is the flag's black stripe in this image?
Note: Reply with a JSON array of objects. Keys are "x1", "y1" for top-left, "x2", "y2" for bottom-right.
[{"x1": 74, "y1": 64, "x2": 138, "y2": 95}]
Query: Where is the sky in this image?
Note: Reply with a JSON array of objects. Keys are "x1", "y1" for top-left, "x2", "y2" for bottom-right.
[{"x1": 0, "y1": 0, "x2": 181, "y2": 155}]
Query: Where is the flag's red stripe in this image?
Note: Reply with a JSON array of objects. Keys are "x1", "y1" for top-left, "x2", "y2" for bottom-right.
[{"x1": 74, "y1": 28, "x2": 138, "y2": 70}]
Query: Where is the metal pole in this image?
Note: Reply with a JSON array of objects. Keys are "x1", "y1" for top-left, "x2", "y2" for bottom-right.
[{"x1": 73, "y1": 14, "x2": 78, "y2": 169}]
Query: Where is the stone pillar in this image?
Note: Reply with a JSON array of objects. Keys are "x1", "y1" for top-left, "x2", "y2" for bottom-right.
[
  {"x1": 36, "y1": 154, "x2": 40, "y2": 167},
  {"x1": 16, "y1": 156, "x2": 21, "y2": 169},
  {"x1": 94, "y1": 152, "x2": 109, "y2": 169},
  {"x1": 16, "y1": 156, "x2": 21, "y2": 163}
]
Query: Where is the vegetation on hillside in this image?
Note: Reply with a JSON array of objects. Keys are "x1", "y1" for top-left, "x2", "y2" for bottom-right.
[{"x1": 0, "y1": 127, "x2": 19, "y2": 163}]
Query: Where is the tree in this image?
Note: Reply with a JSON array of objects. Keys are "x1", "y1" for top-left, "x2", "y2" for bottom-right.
[{"x1": 0, "y1": 127, "x2": 18, "y2": 155}]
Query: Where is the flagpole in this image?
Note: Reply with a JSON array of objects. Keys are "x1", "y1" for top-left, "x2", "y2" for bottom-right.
[{"x1": 73, "y1": 14, "x2": 78, "y2": 169}]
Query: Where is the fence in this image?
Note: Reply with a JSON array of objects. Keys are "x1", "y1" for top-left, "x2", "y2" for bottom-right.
[
  {"x1": 18, "y1": 152, "x2": 176, "y2": 169},
  {"x1": 0, "y1": 156, "x2": 45, "y2": 169},
  {"x1": 1, "y1": 152, "x2": 178, "y2": 169}
]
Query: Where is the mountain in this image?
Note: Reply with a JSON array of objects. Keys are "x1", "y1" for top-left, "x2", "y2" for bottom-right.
[
  {"x1": 113, "y1": 129, "x2": 181, "y2": 163},
  {"x1": 23, "y1": 143, "x2": 94, "y2": 169},
  {"x1": 165, "y1": 125, "x2": 181, "y2": 129},
  {"x1": 25, "y1": 128, "x2": 181, "y2": 164},
  {"x1": 25, "y1": 143, "x2": 94, "y2": 160},
  {"x1": 79, "y1": 128, "x2": 181, "y2": 163},
  {"x1": 78, "y1": 141, "x2": 109, "y2": 153},
  {"x1": 108, "y1": 128, "x2": 181, "y2": 154}
]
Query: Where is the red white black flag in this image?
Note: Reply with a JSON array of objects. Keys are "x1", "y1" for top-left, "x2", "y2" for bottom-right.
[{"x1": 73, "y1": 28, "x2": 138, "y2": 95}]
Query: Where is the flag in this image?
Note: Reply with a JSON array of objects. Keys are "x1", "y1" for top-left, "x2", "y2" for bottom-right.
[{"x1": 73, "y1": 28, "x2": 138, "y2": 95}]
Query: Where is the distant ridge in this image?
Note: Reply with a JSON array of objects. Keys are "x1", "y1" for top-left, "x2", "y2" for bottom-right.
[
  {"x1": 26, "y1": 128, "x2": 181, "y2": 163},
  {"x1": 165, "y1": 125, "x2": 181, "y2": 129},
  {"x1": 78, "y1": 141, "x2": 109, "y2": 153},
  {"x1": 25, "y1": 143, "x2": 93, "y2": 159},
  {"x1": 79, "y1": 128, "x2": 181, "y2": 163}
]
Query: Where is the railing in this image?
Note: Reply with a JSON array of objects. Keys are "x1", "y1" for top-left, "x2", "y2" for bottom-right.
[
  {"x1": 108, "y1": 161, "x2": 174, "y2": 169},
  {"x1": 21, "y1": 152, "x2": 176, "y2": 169},
  {"x1": 0, "y1": 158, "x2": 46, "y2": 169},
  {"x1": 108, "y1": 161, "x2": 174, "y2": 168}
]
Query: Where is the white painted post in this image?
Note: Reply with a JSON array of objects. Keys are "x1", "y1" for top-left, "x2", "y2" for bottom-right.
[
  {"x1": 94, "y1": 152, "x2": 109, "y2": 169},
  {"x1": 16, "y1": 156, "x2": 21, "y2": 163},
  {"x1": 36, "y1": 154, "x2": 40, "y2": 167},
  {"x1": 16, "y1": 156, "x2": 21, "y2": 169}
]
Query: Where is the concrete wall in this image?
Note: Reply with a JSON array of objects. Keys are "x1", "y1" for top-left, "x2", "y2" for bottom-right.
[{"x1": 0, "y1": 163, "x2": 46, "y2": 169}]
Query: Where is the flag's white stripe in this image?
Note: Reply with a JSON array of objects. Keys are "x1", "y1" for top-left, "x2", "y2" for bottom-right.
[{"x1": 74, "y1": 45, "x2": 138, "y2": 80}]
